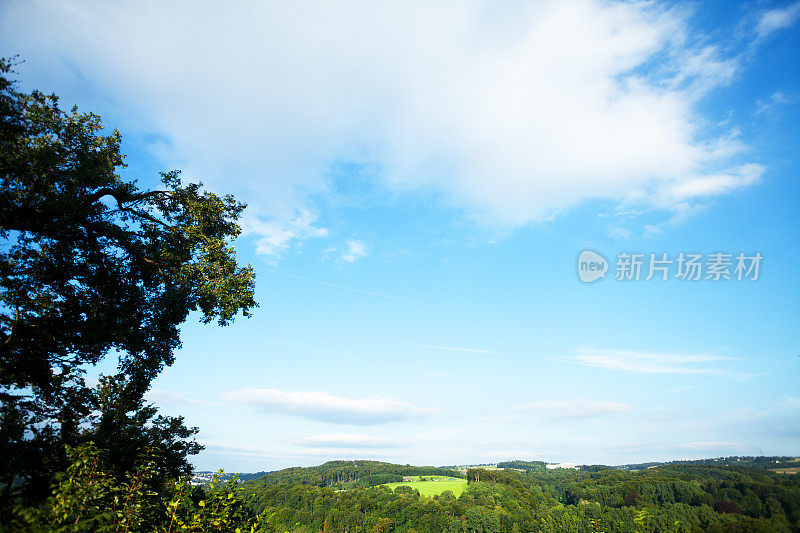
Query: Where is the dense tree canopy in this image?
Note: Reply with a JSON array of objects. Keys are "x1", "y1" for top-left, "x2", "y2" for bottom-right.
[
  {"x1": 233, "y1": 462, "x2": 800, "y2": 532},
  {"x1": 8, "y1": 454, "x2": 800, "y2": 532},
  {"x1": 0, "y1": 57, "x2": 256, "y2": 507}
]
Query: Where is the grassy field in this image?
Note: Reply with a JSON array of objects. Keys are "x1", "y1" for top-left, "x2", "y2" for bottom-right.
[
  {"x1": 383, "y1": 476, "x2": 468, "y2": 497},
  {"x1": 771, "y1": 467, "x2": 800, "y2": 474}
]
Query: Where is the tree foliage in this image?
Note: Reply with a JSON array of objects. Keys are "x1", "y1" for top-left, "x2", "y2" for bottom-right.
[
  {"x1": 0, "y1": 57, "x2": 256, "y2": 507},
  {"x1": 12, "y1": 443, "x2": 255, "y2": 532},
  {"x1": 10, "y1": 454, "x2": 799, "y2": 532},
  {"x1": 234, "y1": 464, "x2": 800, "y2": 532},
  {"x1": 245, "y1": 461, "x2": 463, "y2": 489}
]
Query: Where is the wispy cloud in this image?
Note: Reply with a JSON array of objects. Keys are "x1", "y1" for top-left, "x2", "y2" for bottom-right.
[
  {"x1": 223, "y1": 388, "x2": 435, "y2": 425},
  {"x1": 756, "y1": 1, "x2": 800, "y2": 38},
  {"x1": 242, "y1": 209, "x2": 328, "y2": 257},
  {"x1": 341, "y1": 239, "x2": 368, "y2": 263},
  {"x1": 296, "y1": 433, "x2": 399, "y2": 449},
  {"x1": 146, "y1": 388, "x2": 213, "y2": 407},
  {"x1": 198, "y1": 441, "x2": 284, "y2": 459},
  {"x1": 662, "y1": 163, "x2": 763, "y2": 202},
  {"x1": 679, "y1": 441, "x2": 738, "y2": 449},
  {"x1": 558, "y1": 347, "x2": 751, "y2": 378},
  {"x1": 785, "y1": 396, "x2": 800, "y2": 408},
  {"x1": 199, "y1": 440, "x2": 391, "y2": 461},
  {"x1": 409, "y1": 343, "x2": 494, "y2": 355},
  {"x1": 756, "y1": 91, "x2": 797, "y2": 114},
  {"x1": 517, "y1": 399, "x2": 630, "y2": 419}
]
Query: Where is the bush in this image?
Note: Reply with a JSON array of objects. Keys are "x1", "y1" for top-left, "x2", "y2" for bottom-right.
[{"x1": 12, "y1": 443, "x2": 255, "y2": 532}]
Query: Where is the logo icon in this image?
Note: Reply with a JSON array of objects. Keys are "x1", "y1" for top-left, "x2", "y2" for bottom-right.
[{"x1": 578, "y1": 250, "x2": 608, "y2": 283}]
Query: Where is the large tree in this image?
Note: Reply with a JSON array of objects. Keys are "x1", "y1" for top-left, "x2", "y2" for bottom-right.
[{"x1": 0, "y1": 58, "x2": 257, "y2": 505}]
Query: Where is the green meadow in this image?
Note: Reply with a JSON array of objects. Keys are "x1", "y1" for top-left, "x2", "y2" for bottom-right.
[{"x1": 382, "y1": 476, "x2": 468, "y2": 497}]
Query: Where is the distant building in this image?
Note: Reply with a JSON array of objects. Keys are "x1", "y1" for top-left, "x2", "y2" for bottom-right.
[
  {"x1": 546, "y1": 463, "x2": 578, "y2": 470},
  {"x1": 402, "y1": 476, "x2": 414, "y2": 482}
]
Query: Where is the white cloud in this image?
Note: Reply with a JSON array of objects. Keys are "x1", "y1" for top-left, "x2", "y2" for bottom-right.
[
  {"x1": 756, "y1": 1, "x2": 800, "y2": 38},
  {"x1": 559, "y1": 347, "x2": 749, "y2": 377},
  {"x1": 660, "y1": 163, "x2": 763, "y2": 203},
  {"x1": 0, "y1": 0, "x2": 765, "y2": 235},
  {"x1": 297, "y1": 433, "x2": 398, "y2": 448},
  {"x1": 682, "y1": 47, "x2": 739, "y2": 90},
  {"x1": 341, "y1": 239, "x2": 368, "y2": 263},
  {"x1": 517, "y1": 399, "x2": 630, "y2": 419},
  {"x1": 756, "y1": 91, "x2": 796, "y2": 114},
  {"x1": 223, "y1": 388, "x2": 435, "y2": 425},
  {"x1": 242, "y1": 209, "x2": 328, "y2": 257}
]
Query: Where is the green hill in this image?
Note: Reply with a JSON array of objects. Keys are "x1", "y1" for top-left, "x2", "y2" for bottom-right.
[{"x1": 237, "y1": 458, "x2": 800, "y2": 532}]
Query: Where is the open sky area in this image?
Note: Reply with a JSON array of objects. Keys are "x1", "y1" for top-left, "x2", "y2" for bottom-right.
[{"x1": 1, "y1": 0, "x2": 798, "y2": 472}]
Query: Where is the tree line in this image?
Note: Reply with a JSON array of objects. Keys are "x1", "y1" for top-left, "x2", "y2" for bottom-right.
[{"x1": 245, "y1": 461, "x2": 463, "y2": 489}]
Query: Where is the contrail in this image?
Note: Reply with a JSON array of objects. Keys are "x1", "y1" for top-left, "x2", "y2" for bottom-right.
[
  {"x1": 409, "y1": 343, "x2": 494, "y2": 355},
  {"x1": 265, "y1": 269, "x2": 431, "y2": 306}
]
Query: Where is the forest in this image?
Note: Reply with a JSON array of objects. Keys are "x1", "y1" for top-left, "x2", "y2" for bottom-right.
[{"x1": 231, "y1": 459, "x2": 800, "y2": 532}]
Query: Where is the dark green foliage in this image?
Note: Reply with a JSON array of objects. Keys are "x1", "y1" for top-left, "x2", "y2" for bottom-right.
[
  {"x1": 467, "y1": 468, "x2": 525, "y2": 488},
  {"x1": 11, "y1": 456, "x2": 799, "y2": 533},
  {"x1": 10, "y1": 443, "x2": 255, "y2": 532},
  {"x1": 233, "y1": 463, "x2": 800, "y2": 532},
  {"x1": 5, "y1": 422, "x2": 800, "y2": 532},
  {"x1": 244, "y1": 461, "x2": 463, "y2": 489},
  {"x1": 619, "y1": 456, "x2": 800, "y2": 471},
  {"x1": 82, "y1": 375, "x2": 202, "y2": 484},
  {"x1": 0, "y1": 57, "x2": 256, "y2": 509},
  {"x1": 496, "y1": 460, "x2": 548, "y2": 472},
  {"x1": 359, "y1": 474, "x2": 406, "y2": 487}
]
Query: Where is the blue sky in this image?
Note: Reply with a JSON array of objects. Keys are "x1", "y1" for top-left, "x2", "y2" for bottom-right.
[{"x1": 1, "y1": 0, "x2": 798, "y2": 471}]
